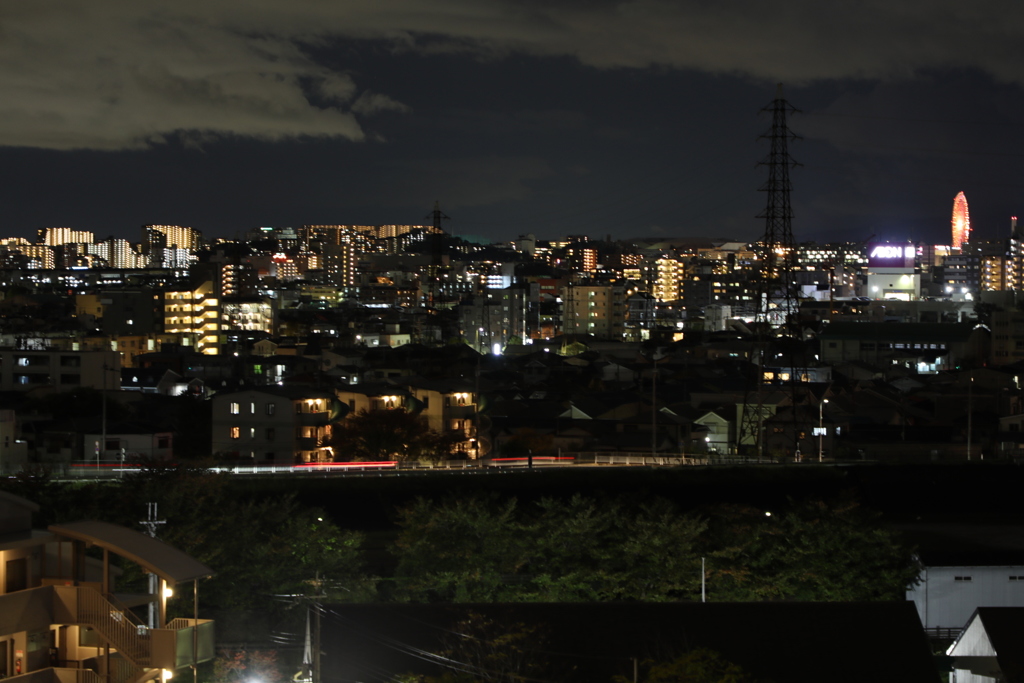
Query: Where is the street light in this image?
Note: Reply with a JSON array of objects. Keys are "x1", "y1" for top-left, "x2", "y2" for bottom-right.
[{"x1": 818, "y1": 398, "x2": 829, "y2": 462}]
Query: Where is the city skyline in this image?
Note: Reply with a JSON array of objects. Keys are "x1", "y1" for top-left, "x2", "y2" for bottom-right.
[{"x1": 1, "y1": 2, "x2": 1023, "y2": 245}]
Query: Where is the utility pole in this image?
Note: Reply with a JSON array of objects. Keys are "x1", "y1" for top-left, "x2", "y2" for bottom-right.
[
  {"x1": 651, "y1": 351, "x2": 657, "y2": 458},
  {"x1": 139, "y1": 503, "x2": 166, "y2": 629},
  {"x1": 301, "y1": 573, "x2": 326, "y2": 683}
]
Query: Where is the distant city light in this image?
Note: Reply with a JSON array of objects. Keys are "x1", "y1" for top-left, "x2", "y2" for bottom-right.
[{"x1": 952, "y1": 191, "x2": 971, "y2": 249}]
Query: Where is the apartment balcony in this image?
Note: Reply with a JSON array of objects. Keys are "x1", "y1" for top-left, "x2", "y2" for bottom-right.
[
  {"x1": 296, "y1": 412, "x2": 331, "y2": 426},
  {"x1": 0, "y1": 585, "x2": 213, "y2": 683}
]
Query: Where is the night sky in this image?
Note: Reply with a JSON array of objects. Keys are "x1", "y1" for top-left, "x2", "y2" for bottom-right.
[{"x1": 2, "y1": 1, "x2": 1023, "y2": 245}]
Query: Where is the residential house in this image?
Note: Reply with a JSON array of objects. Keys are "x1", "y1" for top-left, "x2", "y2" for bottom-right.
[{"x1": 947, "y1": 607, "x2": 1024, "y2": 682}]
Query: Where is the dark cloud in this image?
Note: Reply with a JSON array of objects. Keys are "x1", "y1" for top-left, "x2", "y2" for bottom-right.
[
  {"x1": 3, "y1": 1, "x2": 1023, "y2": 151},
  {"x1": 1, "y1": 1, "x2": 1023, "y2": 244}
]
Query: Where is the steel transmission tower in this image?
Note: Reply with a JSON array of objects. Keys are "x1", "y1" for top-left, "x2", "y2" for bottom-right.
[
  {"x1": 739, "y1": 85, "x2": 803, "y2": 460},
  {"x1": 753, "y1": 84, "x2": 801, "y2": 331}
]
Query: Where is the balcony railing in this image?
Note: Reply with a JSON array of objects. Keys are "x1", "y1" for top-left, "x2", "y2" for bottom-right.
[
  {"x1": 76, "y1": 586, "x2": 151, "y2": 667},
  {"x1": 7, "y1": 668, "x2": 104, "y2": 683}
]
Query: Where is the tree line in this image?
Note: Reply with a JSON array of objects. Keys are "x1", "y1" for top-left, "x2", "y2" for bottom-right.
[{"x1": 2, "y1": 466, "x2": 919, "y2": 614}]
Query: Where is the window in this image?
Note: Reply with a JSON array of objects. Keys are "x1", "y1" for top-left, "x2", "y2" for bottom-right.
[
  {"x1": 266, "y1": 428, "x2": 275, "y2": 441},
  {"x1": 250, "y1": 402, "x2": 256, "y2": 414},
  {"x1": 230, "y1": 402, "x2": 240, "y2": 415},
  {"x1": 266, "y1": 403, "x2": 276, "y2": 416},
  {"x1": 230, "y1": 427, "x2": 240, "y2": 439},
  {"x1": 954, "y1": 576, "x2": 972, "y2": 582},
  {"x1": 1009, "y1": 576, "x2": 1024, "y2": 581},
  {"x1": 157, "y1": 437, "x2": 170, "y2": 449}
]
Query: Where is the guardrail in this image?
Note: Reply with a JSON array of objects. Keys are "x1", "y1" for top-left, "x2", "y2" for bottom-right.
[{"x1": 56, "y1": 451, "x2": 764, "y2": 479}]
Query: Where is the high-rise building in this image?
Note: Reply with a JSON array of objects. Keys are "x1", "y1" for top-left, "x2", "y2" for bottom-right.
[
  {"x1": 143, "y1": 225, "x2": 201, "y2": 266},
  {"x1": 38, "y1": 227, "x2": 94, "y2": 246},
  {"x1": 653, "y1": 256, "x2": 684, "y2": 302},
  {"x1": 323, "y1": 243, "x2": 358, "y2": 288},
  {"x1": 162, "y1": 280, "x2": 221, "y2": 354},
  {"x1": 561, "y1": 282, "x2": 627, "y2": 338}
]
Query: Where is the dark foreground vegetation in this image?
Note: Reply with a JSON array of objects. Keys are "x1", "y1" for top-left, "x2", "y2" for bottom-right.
[{"x1": 6, "y1": 460, "x2": 1008, "y2": 681}]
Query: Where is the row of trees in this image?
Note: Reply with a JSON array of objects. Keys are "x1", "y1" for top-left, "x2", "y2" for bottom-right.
[
  {"x1": 2, "y1": 469, "x2": 919, "y2": 612},
  {"x1": 0, "y1": 469, "x2": 918, "y2": 683},
  {"x1": 388, "y1": 492, "x2": 919, "y2": 603}
]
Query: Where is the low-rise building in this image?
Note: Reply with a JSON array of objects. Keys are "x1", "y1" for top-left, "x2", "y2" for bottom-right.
[
  {"x1": 0, "y1": 491, "x2": 214, "y2": 683},
  {"x1": 211, "y1": 388, "x2": 335, "y2": 464}
]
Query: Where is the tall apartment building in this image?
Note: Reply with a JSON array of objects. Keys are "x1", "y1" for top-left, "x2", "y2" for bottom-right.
[
  {"x1": 653, "y1": 256, "x2": 684, "y2": 302},
  {"x1": 13, "y1": 245, "x2": 56, "y2": 269},
  {"x1": 143, "y1": 225, "x2": 201, "y2": 268},
  {"x1": 301, "y1": 225, "x2": 375, "y2": 251},
  {"x1": 323, "y1": 243, "x2": 358, "y2": 288},
  {"x1": 99, "y1": 238, "x2": 144, "y2": 269},
  {"x1": 162, "y1": 280, "x2": 220, "y2": 354},
  {"x1": 561, "y1": 282, "x2": 627, "y2": 339},
  {"x1": 37, "y1": 227, "x2": 94, "y2": 246},
  {"x1": 565, "y1": 237, "x2": 598, "y2": 273}
]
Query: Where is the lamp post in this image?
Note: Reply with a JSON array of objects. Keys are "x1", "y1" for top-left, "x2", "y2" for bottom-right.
[{"x1": 818, "y1": 398, "x2": 829, "y2": 462}]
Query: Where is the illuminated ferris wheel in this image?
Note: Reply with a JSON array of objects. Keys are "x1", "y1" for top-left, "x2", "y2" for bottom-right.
[{"x1": 952, "y1": 191, "x2": 971, "y2": 249}]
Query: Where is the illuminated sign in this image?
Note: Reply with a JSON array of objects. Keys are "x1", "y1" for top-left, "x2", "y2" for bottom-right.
[{"x1": 868, "y1": 242, "x2": 915, "y2": 269}]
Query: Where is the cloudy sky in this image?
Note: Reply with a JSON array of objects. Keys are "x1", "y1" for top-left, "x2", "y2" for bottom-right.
[{"x1": 1, "y1": 0, "x2": 1023, "y2": 245}]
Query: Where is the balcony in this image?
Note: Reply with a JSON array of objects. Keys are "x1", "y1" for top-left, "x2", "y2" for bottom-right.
[{"x1": 0, "y1": 585, "x2": 214, "y2": 683}]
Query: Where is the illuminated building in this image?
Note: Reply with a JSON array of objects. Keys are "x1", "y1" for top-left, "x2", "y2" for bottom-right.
[
  {"x1": 101, "y1": 238, "x2": 144, "y2": 268},
  {"x1": 37, "y1": 227, "x2": 94, "y2": 246},
  {"x1": 323, "y1": 243, "x2": 358, "y2": 287},
  {"x1": 302, "y1": 225, "x2": 375, "y2": 252},
  {"x1": 212, "y1": 389, "x2": 335, "y2": 464},
  {"x1": 16, "y1": 245, "x2": 56, "y2": 269},
  {"x1": 560, "y1": 283, "x2": 627, "y2": 338},
  {"x1": 221, "y1": 299, "x2": 273, "y2": 333},
  {"x1": 162, "y1": 281, "x2": 221, "y2": 354},
  {"x1": 653, "y1": 256, "x2": 683, "y2": 302},
  {"x1": 952, "y1": 192, "x2": 971, "y2": 249},
  {"x1": 864, "y1": 242, "x2": 920, "y2": 300},
  {"x1": 143, "y1": 225, "x2": 201, "y2": 268}
]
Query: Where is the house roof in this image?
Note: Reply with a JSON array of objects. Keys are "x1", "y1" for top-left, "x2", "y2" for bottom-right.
[
  {"x1": 49, "y1": 520, "x2": 212, "y2": 585},
  {"x1": 949, "y1": 608, "x2": 1024, "y2": 682},
  {"x1": 977, "y1": 607, "x2": 1024, "y2": 682}
]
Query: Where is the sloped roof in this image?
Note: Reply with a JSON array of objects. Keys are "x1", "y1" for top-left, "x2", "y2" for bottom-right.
[
  {"x1": 978, "y1": 607, "x2": 1024, "y2": 682},
  {"x1": 49, "y1": 520, "x2": 212, "y2": 585}
]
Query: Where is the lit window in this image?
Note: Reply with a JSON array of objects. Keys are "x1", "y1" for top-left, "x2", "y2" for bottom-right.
[
  {"x1": 230, "y1": 402, "x2": 240, "y2": 415},
  {"x1": 230, "y1": 427, "x2": 240, "y2": 439}
]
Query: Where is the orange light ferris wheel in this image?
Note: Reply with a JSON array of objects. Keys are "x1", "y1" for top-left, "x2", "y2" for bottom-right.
[{"x1": 952, "y1": 191, "x2": 970, "y2": 249}]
